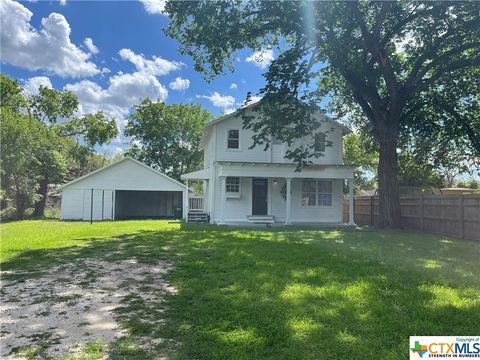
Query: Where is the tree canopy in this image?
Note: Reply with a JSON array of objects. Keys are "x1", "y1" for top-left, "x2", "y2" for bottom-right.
[
  {"x1": 125, "y1": 99, "x2": 213, "y2": 180},
  {"x1": 165, "y1": 0, "x2": 480, "y2": 227},
  {"x1": 0, "y1": 73, "x2": 118, "y2": 218}
]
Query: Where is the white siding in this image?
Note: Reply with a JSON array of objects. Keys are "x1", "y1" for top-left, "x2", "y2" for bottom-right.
[
  {"x1": 271, "y1": 144, "x2": 284, "y2": 163},
  {"x1": 103, "y1": 190, "x2": 114, "y2": 220},
  {"x1": 65, "y1": 159, "x2": 185, "y2": 192},
  {"x1": 214, "y1": 116, "x2": 271, "y2": 163},
  {"x1": 81, "y1": 189, "x2": 105, "y2": 221},
  {"x1": 213, "y1": 175, "x2": 252, "y2": 222},
  {"x1": 211, "y1": 109, "x2": 344, "y2": 165},
  {"x1": 61, "y1": 158, "x2": 185, "y2": 221},
  {"x1": 211, "y1": 176, "x2": 343, "y2": 224},
  {"x1": 60, "y1": 189, "x2": 84, "y2": 220}
]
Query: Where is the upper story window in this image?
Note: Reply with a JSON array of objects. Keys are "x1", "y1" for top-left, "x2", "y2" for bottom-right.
[
  {"x1": 227, "y1": 129, "x2": 240, "y2": 149},
  {"x1": 301, "y1": 179, "x2": 332, "y2": 207},
  {"x1": 314, "y1": 133, "x2": 326, "y2": 153},
  {"x1": 272, "y1": 135, "x2": 282, "y2": 145}
]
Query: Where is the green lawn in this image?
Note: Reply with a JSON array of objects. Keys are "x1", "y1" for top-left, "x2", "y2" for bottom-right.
[{"x1": 1, "y1": 220, "x2": 479, "y2": 359}]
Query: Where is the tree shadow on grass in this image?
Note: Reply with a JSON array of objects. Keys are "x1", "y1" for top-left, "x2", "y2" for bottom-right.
[
  {"x1": 2, "y1": 225, "x2": 479, "y2": 359},
  {"x1": 292, "y1": 227, "x2": 480, "y2": 288},
  {"x1": 158, "y1": 227, "x2": 480, "y2": 359}
]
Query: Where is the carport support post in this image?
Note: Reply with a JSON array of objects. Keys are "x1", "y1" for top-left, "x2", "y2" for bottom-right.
[
  {"x1": 184, "y1": 180, "x2": 189, "y2": 221},
  {"x1": 348, "y1": 179, "x2": 356, "y2": 226},
  {"x1": 285, "y1": 178, "x2": 292, "y2": 225},
  {"x1": 90, "y1": 188, "x2": 93, "y2": 224}
]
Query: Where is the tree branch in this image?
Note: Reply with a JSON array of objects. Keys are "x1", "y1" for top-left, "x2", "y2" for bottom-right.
[
  {"x1": 406, "y1": 17, "x2": 480, "y2": 89},
  {"x1": 438, "y1": 99, "x2": 480, "y2": 154},
  {"x1": 324, "y1": 17, "x2": 386, "y2": 110},
  {"x1": 350, "y1": 2, "x2": 399, "y2": 100},
  {"x1": 411, "y1": 42, "x2": 480, "y2": 86},
  {"x1": 380, "y1": 5, "x2": 435, "y2": 46},
  {"x1": 372, "y1": 2, "x2": 391, "y2": 40},
  {"x1": 414, "y1": 57, "x2": 480, "y2": 94}
]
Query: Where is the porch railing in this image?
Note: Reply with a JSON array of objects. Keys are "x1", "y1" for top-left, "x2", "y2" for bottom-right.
[{"x1": 189, "y1": 196, "x2": 204, "y2": 211}]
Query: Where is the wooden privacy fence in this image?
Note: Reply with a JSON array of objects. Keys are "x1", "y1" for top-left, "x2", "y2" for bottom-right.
[{"x1": 343, "y1": 195, "x2": 480, "y2": 241}]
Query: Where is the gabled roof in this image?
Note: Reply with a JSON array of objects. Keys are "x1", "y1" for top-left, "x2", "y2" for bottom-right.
[
  {"x1": 60, "y1": 157, "x2": 186, "y2": 190},
  {"x1": 204, "y1": 97, "x2": 352, "y2": 135}
]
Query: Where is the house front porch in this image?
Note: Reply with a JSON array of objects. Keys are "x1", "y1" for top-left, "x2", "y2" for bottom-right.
[{"x1": 181, "y1": 162, "x2": 357, "y2": 226}]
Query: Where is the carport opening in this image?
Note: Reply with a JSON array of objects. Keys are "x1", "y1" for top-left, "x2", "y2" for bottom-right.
[{"x1": 114, "y1": 190, "x2": 183, "y2": 220}]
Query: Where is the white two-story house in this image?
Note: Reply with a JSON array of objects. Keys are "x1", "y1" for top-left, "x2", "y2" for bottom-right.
[{"x1": 181, "y1": 101, "x2": 356, "y2": 225}]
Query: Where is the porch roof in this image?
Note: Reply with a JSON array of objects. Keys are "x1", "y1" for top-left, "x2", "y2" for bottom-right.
[
  {"x1": 217, "y1": 162, "x2": 356, "y2": 180},
  {"x1": 181, "y1": 168, "x2": 209, "y2": 180}
]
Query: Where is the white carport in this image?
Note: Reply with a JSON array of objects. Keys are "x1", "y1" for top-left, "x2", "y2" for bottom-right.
[{"x1": 60, "y1": 157, "x2": 186, "y2": 221}]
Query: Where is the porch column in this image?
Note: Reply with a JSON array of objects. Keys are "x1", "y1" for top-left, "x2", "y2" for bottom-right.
[
  {"x1": 348, "y1": 179, "x2": 356, "y2": 226},
  {"x1": 184, "y1": 179, "x2": 189, "y2": 221},
  {"x1": 202, "y1": 180, "x2": 207, "y2": 212},
  {"x1": 285, "y1": 178, "x2": 292, "y2": 225},
  {"x1": 219, "y1": 176, "x2": 226, "y2": 225}
]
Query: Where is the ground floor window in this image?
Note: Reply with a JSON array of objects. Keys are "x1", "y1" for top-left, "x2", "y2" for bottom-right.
[
  {"x1": 301, "y1": 179, "x2": 333, "y2": 207},
  {"x1": 226, "y1": 177, "x2": 240, "y2": 193}
]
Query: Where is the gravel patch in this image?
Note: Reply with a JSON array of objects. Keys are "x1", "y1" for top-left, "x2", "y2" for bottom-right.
[{"x1": 0, "y1": 258, "x2": 176, "y2": 359}]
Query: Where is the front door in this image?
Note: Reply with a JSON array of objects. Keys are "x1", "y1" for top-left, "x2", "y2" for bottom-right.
[{"x1": 252, "y1": 178, "x2": 268, "y2": 215}]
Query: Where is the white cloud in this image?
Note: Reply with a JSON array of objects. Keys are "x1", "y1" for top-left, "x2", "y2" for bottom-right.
[
  {"x1": 139, "y1": 0, "x2": 167, "y2": 15},
  {"x1": 23, "y1": 76, "x2": 52, "y2": 95},
  {"x1": 223, "y1": 108, "x2": 236, "y2": 115},
  {"x1": 244, "y1": 95, "x2": 262, "y2": 106},
  {"x1": 59, "y1": 0, "x2": 67, "y2": 5},
  {"x1": 64, "y1": 48, "x2": 182, "y2": 129},
  {"x1": 197, "y1": 92, "x2": 236, "y2": 111},
  {"x1": 65, "y1": 72, "x2": 168, "y2": 122},
  {"x1": 84, "y1": 37, "x2": 99, "y2": 55},
  {"x1": 229, "y1": 83, "x2": 238, "y2": 90},
  {"x1": 0, "y1": 0, "x2": 100, "y2": 77},
  {"x1": 113, "y1": 147, "x2": 124, "y2": 155},
  {"x1": 245, "y1": 49, "x2": 274, "y2": 69},
  {"x1": 118, "y1": 48, "x2": 183, "y2": 76},
  {"x1": 169, "y1": 77, "x2": 190, "y2": 91}
]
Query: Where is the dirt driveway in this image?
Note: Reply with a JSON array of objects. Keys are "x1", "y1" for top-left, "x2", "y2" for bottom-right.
[{"x1": 1, "y1": 257, "x2": 176, "y2": 359}]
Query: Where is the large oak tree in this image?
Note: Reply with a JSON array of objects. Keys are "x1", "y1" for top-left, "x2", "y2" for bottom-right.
[{"x1": 165, "y1": 1, "x2": 480, "y2": 227}]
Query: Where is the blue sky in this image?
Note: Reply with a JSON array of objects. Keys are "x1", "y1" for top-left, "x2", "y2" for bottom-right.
[{"x1": 0, "y1": 0, "x2": 272, "y2": 155}]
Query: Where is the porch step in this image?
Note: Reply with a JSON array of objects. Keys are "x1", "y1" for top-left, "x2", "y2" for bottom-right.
[
  {"x1": 247, "y1": 215, "x2": 275, "y2": 224},
  {"x1": 188, "y1": 211, "x2": 209, "y2": 223}
]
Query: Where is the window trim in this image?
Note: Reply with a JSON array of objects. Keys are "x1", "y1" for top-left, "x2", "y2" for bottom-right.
[
  {"x1": 226, "y1": 128, "x2": 241, "y2": 151},
  {"x1": 301, "y1": 179, "x2": 333, "y2": 208},
  {"x1": 225, "y1": 176, "x2": 241, "y2": 198}
]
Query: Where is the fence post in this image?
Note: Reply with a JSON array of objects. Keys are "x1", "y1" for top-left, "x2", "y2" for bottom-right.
[
  {"x1": 459, "y1": 196, "x2": 464, "y2": 239},
  {"x1": 420, "y1": 195, "x2": 424, "y2": 231}
]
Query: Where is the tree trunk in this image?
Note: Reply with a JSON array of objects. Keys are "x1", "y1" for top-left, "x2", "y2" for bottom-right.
[
  {"x1": 15, "y1": 196, "x2": 25, "y2": 220},
  {"x1": 377, "y1": 137, "x2": 402, "y2": 228},
  {"x1": 33, "y1": 177, "x2": 48, "y2": 218}
]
